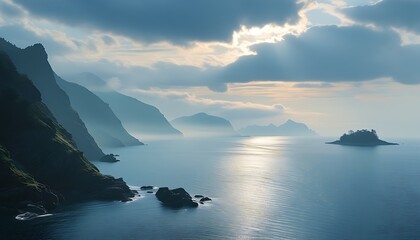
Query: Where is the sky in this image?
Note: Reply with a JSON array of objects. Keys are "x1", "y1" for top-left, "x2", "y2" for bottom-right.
[{"x1": 1, "y1": 0, "x2": 419, "y2": 137}]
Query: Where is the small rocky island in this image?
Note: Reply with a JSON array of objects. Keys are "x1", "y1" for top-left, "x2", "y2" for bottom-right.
[
  {"x1": 155, "y1": 187, "x2": 212, "y2": 208},
  {"x1": 327, "y1": 129, "x2": 398, "y2": 146}
]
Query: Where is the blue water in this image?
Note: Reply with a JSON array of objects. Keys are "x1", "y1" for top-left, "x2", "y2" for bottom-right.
[{"x1": 2, "y1": 137, "x2": 420, "y2": 239}]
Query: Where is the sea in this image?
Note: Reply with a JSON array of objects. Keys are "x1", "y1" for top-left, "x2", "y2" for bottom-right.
[{"x1": 2, "y1": 136, "x2": 420, "y2": 240}]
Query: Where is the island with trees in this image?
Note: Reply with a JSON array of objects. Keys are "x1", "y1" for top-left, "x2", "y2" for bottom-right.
[{"x1": 326, "y1": 129, "x2": 398, "y2": 146}]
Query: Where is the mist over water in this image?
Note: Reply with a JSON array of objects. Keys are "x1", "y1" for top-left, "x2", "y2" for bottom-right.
[{"x1": 2, "y1": 137, "x2": 420, "y2": 239}]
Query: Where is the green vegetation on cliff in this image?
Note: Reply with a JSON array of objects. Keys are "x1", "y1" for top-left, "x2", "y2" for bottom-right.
[
  {"x1": 0, "y1": 38, "x2": 104, "y2": 161},
  {"x1": 0, "y1": 51, "x2": 134, "y2": 213},
  {"x1": 327, "y1": 129, "x2": 398, "y2": 146}
]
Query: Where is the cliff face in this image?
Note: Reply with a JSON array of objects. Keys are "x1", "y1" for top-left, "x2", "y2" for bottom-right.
[
  {"x1": 56, "y1": 76, "x2": 143, "y2": 148},
  {"x1": 0, "y1": 38, "x2": 104, "y2": 161},
  {"x1": 0, "y1": 145, "x2": 58, "y2": 211},
  {"x1": 67, "y1": 72, "x2": 183, "y2": 140},
  {"x1": 0, "y1": 52, "x2": 134, "y2": 213},
  {"x1": 171, "y1": 113, "x2": 239, "y2": 137},
  {"x1": 97, "y1": 91, "x2": 183, "y2": 139}
]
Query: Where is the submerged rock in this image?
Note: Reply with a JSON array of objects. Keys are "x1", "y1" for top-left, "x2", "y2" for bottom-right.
[
  {"x1": 155, "y1": 187, "x2": 198, "y2": 208},
  {"x1": 194, "y1": 195, "x2": 204, "y2": 198}
]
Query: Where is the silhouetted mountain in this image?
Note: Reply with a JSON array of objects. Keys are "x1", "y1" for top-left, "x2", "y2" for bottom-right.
[
  {"x1": 0, "y1": 38, "x2": 104, "y2": 161},
  {"x1": 0, "y1": 52, "x2": 134, "y2": 214},
  {"x1": 327, "y1": 129, "x2": 398, "y2": 146},
  {"x1": 171, "y1": 113, "x2": 239, "y2": 137},
  {"x1": 56, "y1": 76, "x2": 143, "y2": 148},
  {"x1": 66, "y1": 72, "x2": 182, "y2": 139},
  {"x1": 238, "y1": 120, "x2": 317, "y2": 136}
]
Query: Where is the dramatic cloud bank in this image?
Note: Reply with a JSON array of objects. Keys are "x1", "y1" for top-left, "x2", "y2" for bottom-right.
[
  {"x1": 49, "y1": 25, "x2": 420, "y2": 94},
  {"x1": 215, "y1": 25, "x2": 420, "y2": 87},
  {"x1": 12, "y1": 0, "x2": 302, "y2": 44},
  {"x1": 346, "y1": 0, "x2": 420, "y2": 34}
]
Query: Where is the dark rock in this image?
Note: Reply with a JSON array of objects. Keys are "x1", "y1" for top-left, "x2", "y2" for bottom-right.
[
  {"x1": 0, "y1": 184, "x2": 59, "y2": 214},
  {"x1": 194, "y1": 195, "x2": 204, "y2": 198},
  {"x1": 147, "y1": 191, "x2": 153, "y2": 194},
  {"x1": 140, "y1": 186, "x2": 154, "y2": 190},
  {"x1": 100, "y1": 154, "x2": 120, "y2": 162},
  {"x1": 41, "y1": 188, "x2": 60, "y2": 210},
  {"x1": 155, "y1": 187, "x2": 198, "y2": 208},
  {"x1": 200, "y1": 197, "x2": 212, "y2": 202},
  {"x1": 99, "y1": 187, "x2": 125, "y2": 200},
  {"x1": 98, "y1": 177, "x2": 135, "y2": 202}
]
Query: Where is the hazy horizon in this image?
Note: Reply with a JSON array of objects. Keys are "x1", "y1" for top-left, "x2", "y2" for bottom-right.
[{"x1": 1, "y1": 0, "x2": 419, "y2": 138}]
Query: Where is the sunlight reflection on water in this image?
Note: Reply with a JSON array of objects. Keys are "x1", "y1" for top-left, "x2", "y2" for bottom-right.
[{"x1": 3, "y1": 137, "x2": 420, "y2": 240}]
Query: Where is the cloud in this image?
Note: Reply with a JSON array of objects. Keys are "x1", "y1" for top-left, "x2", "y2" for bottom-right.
[
  {"x1": 58, "y1": 59, "x2": 216, "y2": 90},
  {"x1": 12, "y1": 0, "x2": 302, "y2": 44},
  {"x1": 101, "y1": 35, "x2": 116, "y2": 46},
  {"x1": 0, "y1": 24, "x2": 73, "y2": 55},
  {"x1": 293, "y1": 82, "x2": 333, "y2": 88},
  {"x1": 214, "y1": 25, "x2": 420, "y2": 85},
  {"x1": 56, "y1": 25, "x2": 420, "y2": 93},
  {"x1": 345, "y1": 0, "x2": 420, "y2": 34},
  {"x1": 0, "y1": 0, "x2": 22, "y2": 18}
]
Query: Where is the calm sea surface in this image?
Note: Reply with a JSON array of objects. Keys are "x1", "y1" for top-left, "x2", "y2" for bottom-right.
[{"x1": 2, "y1": 137, "x2": 420, "y2": 239}]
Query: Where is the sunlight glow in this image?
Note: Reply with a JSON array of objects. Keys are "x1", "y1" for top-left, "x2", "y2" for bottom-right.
[{"x1": 221, "y1": 137, "x2": 284, "y2": 234}]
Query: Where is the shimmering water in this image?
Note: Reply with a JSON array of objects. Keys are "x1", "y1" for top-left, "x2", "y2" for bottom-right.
[{"x1": 2, "y1": 137, "x2": 420, "y2": 239}]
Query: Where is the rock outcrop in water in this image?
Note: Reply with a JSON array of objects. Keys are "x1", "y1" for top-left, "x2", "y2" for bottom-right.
[
  {"x1": 0, "y1": 51, "x2": 135, "y2": 215},
  {"x1": 326, "y1": 129, "x2": 398, "y2": 146},
  {"x1": 99, "y1": 154, "x2": 120, "y2": 163},
  {"x1": 140, "y1": 186, "x2": 154, "y2": 190},
  {"x1": 155, "y1": 187, "x2": 198, "y2": 208}
]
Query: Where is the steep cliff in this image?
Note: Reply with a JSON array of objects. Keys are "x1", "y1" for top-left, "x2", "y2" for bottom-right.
[
  {"x1": 56, "y1": 76, "x2": 143, "y2": 148},
  {"x1": 0, "y1": 38, "x2": 104, "y2": 161},
  {"x1": 0, "y1": 52, "x2": 134, "y2": 214}
]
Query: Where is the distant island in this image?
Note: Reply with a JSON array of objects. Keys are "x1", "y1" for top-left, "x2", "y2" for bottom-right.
[
  {"x1": 238, "y1": 119, "x2": 317, "y2": 137},
  {"x1": 171, "y1": 112, "x2": 239, "y2": 137},
  {"x1": 327, "y1": 129, "x2": 398, "y2": 146}
]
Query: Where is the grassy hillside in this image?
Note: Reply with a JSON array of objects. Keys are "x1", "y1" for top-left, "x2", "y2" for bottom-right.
[
  {"x1": 0, "y1": 52, "x2": 134, "y2": 213},
  {"x1": 0, "y1": 38, "x2": 104, "y2": 161}
]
